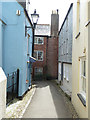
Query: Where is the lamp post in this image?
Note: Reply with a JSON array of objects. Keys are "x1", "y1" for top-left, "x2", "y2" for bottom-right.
[
  {"x1": 25, "y1": 9, "x2": 39, "y2": 89},
  {"x1": 30, "y1": 9, "x2": 39, "y2": 88},
  {"x1": 31, "y1": 9, "x2": 39, "y2": 29},
  {"x1": 31, "y1": 9, "x2": 39, "y2": 56}
]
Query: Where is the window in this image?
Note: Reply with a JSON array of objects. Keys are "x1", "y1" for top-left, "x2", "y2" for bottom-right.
[
  {"x1": 34, "y1": 37, "x2": 44, "y2": 45},
  {"x1": 66, "y1": 67, "x2": 69, "y2": 81},
  {"x1": 58, "y1": 63, "x2": 61, "y2": 75},
  {"x1": 63, "y1": 64, "x2": 66, "y2": 79},
  {"x1": 80, "y1": 57, "x2": 86, "y2": 99},
  {"x1": 34, "y1": 67, "x2": 43, "y2": 75},
  {"x1": 34, "y1": 51, "x2": 43, "y2": 61}
]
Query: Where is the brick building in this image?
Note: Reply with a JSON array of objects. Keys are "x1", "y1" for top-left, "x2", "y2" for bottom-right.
[
  {"x1": 33, "y1": 10, "x2": 59, "y2": 80},
  {"x1": 32, "y1": 24, "x2": 50, "y2": 80},
  {"x1": 47, "y1": 10, "x2": 59, "y2": 79}
]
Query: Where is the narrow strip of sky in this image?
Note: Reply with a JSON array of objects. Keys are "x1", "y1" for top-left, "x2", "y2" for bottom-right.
[{"x1": 29, "y1": 0, "x2": 74, "y2": 29}]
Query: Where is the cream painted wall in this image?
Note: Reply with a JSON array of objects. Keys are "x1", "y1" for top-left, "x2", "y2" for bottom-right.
[
  {"x1": 88, "y1": 1, "x2": 90, "y2": 119},
  {"x1": 72, "y1": 0, "x2": 89, "y2": 118}
]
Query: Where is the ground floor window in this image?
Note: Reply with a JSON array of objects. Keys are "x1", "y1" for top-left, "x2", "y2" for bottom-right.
[
  {"x1": 34, "y1": 67, "x2": 43, "y2": 75},
  {"x1": 58, "y1": 63, "x2": 61, "y2": 75},
  {"x1": 80, "y1": 57, "x2": 86, "y2": 99},
  {"x1": 63, "y1": 64, "x2": 69, "y2": 81},
  {"x1": 63, "y1": 64, "x2": 66, "y2": 79}
]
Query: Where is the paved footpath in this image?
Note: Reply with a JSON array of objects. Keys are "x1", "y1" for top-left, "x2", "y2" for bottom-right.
[{"x1": 23, "y1": 80, "x2": 76, "y2": 118}]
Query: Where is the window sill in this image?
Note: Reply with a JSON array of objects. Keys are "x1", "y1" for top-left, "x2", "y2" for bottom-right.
[
  {"x1": 77, "y1": 93, "x2": 86, "y2": 107},
  {"x1": 75, "y1": 32, "x2": 80, "y2": 39}
]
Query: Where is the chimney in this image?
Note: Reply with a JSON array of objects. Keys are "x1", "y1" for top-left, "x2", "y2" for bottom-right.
[{"x1": 51, "y1": 9, "x2": 59, "y2": 37}]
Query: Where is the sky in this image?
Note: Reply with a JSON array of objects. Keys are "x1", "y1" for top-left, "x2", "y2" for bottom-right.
[{"x1": 29, "y1": 0, "x2": 74, "y2": 29}]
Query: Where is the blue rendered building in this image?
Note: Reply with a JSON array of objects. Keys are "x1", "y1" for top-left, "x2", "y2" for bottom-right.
[{"x1": 0, "y1": 0, "x2": 35, "y2": 98}]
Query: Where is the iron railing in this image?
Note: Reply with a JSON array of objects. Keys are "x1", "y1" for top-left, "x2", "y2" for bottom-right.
[{"x1": 6, "y1": 69, "x2": 19, "y2": 105}]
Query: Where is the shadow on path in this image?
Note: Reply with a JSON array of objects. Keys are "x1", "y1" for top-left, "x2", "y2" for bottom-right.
[{"x1": 32, "y1": 80, "x2": 72, "y2": 118}]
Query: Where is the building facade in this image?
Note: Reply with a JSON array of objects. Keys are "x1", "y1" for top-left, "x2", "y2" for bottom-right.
[
  {"x1": 33, "y1": 24, "x2": 50, "y2": 80},
  {"x1": 72, "y1": 0, "x2": 90, "y2": 118},
  {"x1": 33, "y1": 10, "x2": 59, "y2": 80},
  {"x1": 58, "y1": 4, "x2": 73, "y2": 97},
  {"x1": 0, "y1": 1, "x2": 34, "y2": 98}
]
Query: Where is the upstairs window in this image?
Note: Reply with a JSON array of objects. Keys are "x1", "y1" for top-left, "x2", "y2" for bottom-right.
[
  {"x1": 34, "y1": 51, "x2": 43, "y2": 61},
  {"x1": 34, "y1": 37, "x2": 44, "y2": 45}
]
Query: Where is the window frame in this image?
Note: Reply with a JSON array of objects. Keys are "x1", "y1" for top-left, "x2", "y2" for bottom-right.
[
  {"x1": 34, "y1": 50, "x2": 43, "y2": 61},
  {"x1": 79, "y1": 57, "x2": 86, "y2": 100},
  {"x1": 63, "y1": 64, "x2": 66, "y2": 79},
  {"x1": 34, "y1": 37, "x2": 44, "y2": 45}
]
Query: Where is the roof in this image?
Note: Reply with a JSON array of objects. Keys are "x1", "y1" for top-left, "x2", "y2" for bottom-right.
[
  {"x1": 17, "y1": 0, "x2": 26, "y2": 9},
  {"x1": 35, "y1": 24, "x2": 50, "y2": 36},
  {"x1": 58, "y1": 3, "x2": 73, "y2": 35}
]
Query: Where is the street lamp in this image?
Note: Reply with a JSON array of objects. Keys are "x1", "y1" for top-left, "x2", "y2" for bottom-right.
[
  {"x1": 25, "y1": 9, "x2": 39, "y2": 89},
  {"x1": 31, "y1": 9, "x2": 39, "y2": 28},
  {"x1": 25, "y1": 9, "x2": 39, "y2": 56},
  {"x1": 31, "y1": 9, "x2": 39, "y2": 57}
]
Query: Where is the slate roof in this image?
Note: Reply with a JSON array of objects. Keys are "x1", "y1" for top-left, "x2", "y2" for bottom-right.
[{"x1": 35, "y1": 24, "x2": 51, "y2": 36}]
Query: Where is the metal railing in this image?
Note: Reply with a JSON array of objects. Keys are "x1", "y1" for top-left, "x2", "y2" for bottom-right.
[{"x1": 6, "y1": 69, "x2": 19, "y2": 105}]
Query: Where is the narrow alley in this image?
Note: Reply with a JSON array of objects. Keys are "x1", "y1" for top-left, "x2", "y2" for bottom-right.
[
  {"x1": 0, "y1": 0, "x2": 90, "y2": 119},
  {"x1": 23, "y1": 80, "x2": 76, "y2": 118}
]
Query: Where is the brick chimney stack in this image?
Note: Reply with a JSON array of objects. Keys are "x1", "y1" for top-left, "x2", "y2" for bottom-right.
[{"x1": 51, "y1": 9, "x2": 59, "y2": 37}]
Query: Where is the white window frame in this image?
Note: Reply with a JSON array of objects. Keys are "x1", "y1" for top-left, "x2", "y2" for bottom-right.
[
  {"x1": 34, "y1": 37, "x2": 44, "y2": 45},
  {"x1": 58, "y1": 63, "x2": 61, "y2": 75},
  {"x1": 34, "y1": 50, "x2": 43, "y2": 61},
  {"x1": 63, "y1": 64, "x2": 66, "y2": 79},
  {"x1": 80, "y1": 57, "x2": 86, "y2": 100},
  {"x1": 66, "y1": 66, "x2": 69, "y2": 81}
]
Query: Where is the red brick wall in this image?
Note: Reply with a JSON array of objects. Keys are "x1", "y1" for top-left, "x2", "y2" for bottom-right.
[
  {"x1": 32, "y1": 36, "x2": 47, "y2": 78},
  {"x1": 47, "y1": 36, "x2": 58, "y2": 79}
]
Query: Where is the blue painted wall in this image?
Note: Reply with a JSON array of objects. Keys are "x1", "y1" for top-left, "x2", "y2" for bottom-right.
[{"x1": 1, "y1": 1, "x2": 33, "y2": 96}]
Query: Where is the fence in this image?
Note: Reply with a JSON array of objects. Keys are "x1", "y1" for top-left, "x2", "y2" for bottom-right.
[{"x1": 7, "y1": 69, "x2": 19, "y2": 105}]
